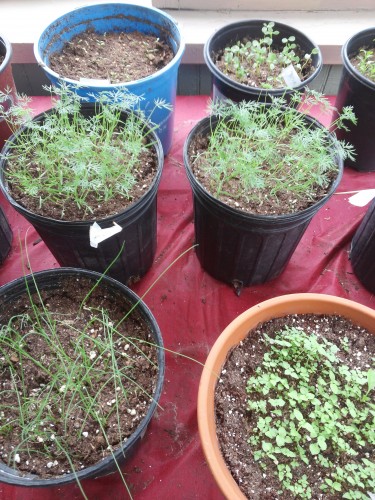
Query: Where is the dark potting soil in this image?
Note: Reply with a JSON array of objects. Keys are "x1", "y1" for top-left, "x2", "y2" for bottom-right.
[
  {"x1": 188, "y1": 134, "x2": 337, "y2": 216},
  {"x1": 0, "y1": 276, "x2": 159, "y2": 478},
  {"x1": 0, "y1": 55, "x2": 4, "y2": 66},
  {"x1": 49, "y1": 30, "x2": 174, "y2": 83},
  {"x1": 8, "y1": 147, "x2": 157, "y2": 221},
  {"x1": 215, "y1": 314, "x2": 374, "y2": 499},
  {"x1": 214, "y1": 40, "x2": 316, "y2": 89}
]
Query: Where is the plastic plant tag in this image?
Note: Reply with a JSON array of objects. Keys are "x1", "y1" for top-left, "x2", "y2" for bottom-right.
[
  {"x1": 79, "y1": 77, "x2": 111, "y2": 85},
  {"x1": 348, "y1": 189, "x2": 375, "y2": 207},
  {"x1": 90, "y1": 222, "x2": 122, "y2": 248},
  {"x1": 281, "y1": 65, "x2": 302, "y2": 88}
]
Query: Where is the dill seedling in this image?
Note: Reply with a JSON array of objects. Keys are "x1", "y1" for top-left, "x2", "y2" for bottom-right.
[
  {"x1": 190, "y1": 90, "x2": 356, "y2": 215},
  {"x1": 0, "y1": 85, "x2": 170, "y2": 219}
]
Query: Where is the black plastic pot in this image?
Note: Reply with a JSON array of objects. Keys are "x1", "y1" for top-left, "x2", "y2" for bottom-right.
[
  {"x1": 183, "y1": 112, "x2": 343, "y2": 288},
  {"x1": 0, "y1": 104, "x2": 164, "y2": 285},
  {"x1": 0, "y1": 34, "x2": 17, "y2": 151},
  {"x1": 334, "y1": 28, "x2": 375, "y2": 172},
  {"x1": 0, "y1": 204, "x2": 12, "y2": 264},
  {"x1": 204, "y1": 19, "x2": 322, "y2": 103},
  {"x1": 0, "y1": 267, "x2": 165, "y2": 494},
  {"x1": 350, "y1": 198, "x2": 375, "y2": 293}
]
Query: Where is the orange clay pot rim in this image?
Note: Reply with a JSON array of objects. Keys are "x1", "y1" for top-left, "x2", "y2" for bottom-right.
[{"x1": 197, "y1": 293, "x2": 375, "y2": 500}]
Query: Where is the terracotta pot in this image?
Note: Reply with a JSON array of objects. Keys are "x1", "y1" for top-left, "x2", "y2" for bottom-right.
[{"x1": 197, "y1": 293, "x2": 375, "y2": 499}]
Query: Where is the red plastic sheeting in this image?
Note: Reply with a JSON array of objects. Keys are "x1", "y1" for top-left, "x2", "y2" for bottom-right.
[{"x1": 0, "y1": 96, "x2": 374, "y2": 500}]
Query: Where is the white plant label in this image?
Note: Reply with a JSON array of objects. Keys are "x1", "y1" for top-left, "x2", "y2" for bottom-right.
[
  {"x1": 281, "y1": 65, "x2": 302, "y2": 88},
  {"x1": 79, "y1": 77, "x2": 111, "y2": 85},
  {"x1": 89, "y1": 222, "x2": 122, "y2": 248},
  {"x1": 348, "y1": 189, "x2": 375, "y2": 207}
]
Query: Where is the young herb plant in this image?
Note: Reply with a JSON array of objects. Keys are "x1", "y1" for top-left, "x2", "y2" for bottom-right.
[
  {"x1": 0, "y1": 243, "x2": 198, "y2": 499},
  {"x1": 0, "y1": 84, "x2": 170, "y2": 220},
  {"x1": 218, "y1": 21, "x2": 319, "y2": 89},
  {"x1": 0, "y1": 273, "x2": 159, "y2": 498},
  {"x1": 352, "y1": 39, "x2": 375, "y2": 83},
  {"x1": 190, "y1": 90, "x2": 356, "y2": 215},
  {"x1": 246, "y1": 326, "x2": 375, "y2": 499}
]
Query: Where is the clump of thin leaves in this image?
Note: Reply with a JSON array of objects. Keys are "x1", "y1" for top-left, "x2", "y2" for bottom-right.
[
  {"x1": 0, "y1": 85, "x2": 170, "y2": 218},
  {"x1": 191, "y1": 90, "x2": 356, "y2": 214}
]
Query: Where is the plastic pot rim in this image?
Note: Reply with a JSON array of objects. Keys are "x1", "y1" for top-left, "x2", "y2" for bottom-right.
[
  {"x1": 0, "y1": 35, "x2": 12, "y2": 73},
  {"x1": 341, "y1": 27, "x2": 375, "y2": 91},
  {"x1": 0, "y1": 103, "x2": 164, "y2": 226},
  {"x1": 0, "y1": 267, "x2": 165, "y2": 487},
  {"x1": 183, "y1": 110, "x2": 343, "y2": 224},
  {"x1": 203, "y1": 19, "x2": 323, "y2": 97},
  {"x1": 197, "y1": 293, "x2": 375, "y2": 499},
  {"x1": 33, "y1": 2, "x2": 185, "y2": 88}
]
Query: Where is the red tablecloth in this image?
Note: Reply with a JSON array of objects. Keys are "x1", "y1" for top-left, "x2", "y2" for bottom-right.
[{"x1": 0, "y1": 96, "x2": 374, "y2": 499}]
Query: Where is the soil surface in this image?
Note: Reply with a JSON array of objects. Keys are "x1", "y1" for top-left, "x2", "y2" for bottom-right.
[
  {"x1": 214, "y1": 39, "x2": 316, "y2": 89},
  {"x1": 188, "y1": 133, "x2": 337, "y2": 216},
  {"x1": 0, "y1": 275, "x2": 159, "y2": 478},
  {"x1": 215, "y1": 314, "x2": 374, "y2": 499},
  {"x1": 0, "y1": 55, "x2": 4, "y2": 66},
  {"x1": 49, "y1": 30, "x2": 174, "y2": 83}
]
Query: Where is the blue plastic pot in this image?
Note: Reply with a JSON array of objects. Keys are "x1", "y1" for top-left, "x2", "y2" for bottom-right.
[{"x1": 34, "y1": 3, "x2": 185, "y2": 154}]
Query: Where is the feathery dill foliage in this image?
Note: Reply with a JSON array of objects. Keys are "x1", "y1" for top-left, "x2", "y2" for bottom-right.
[
  {"x1": 193, "y1": 91, "x2": 356, "y2": 209},
  {"x1": 0, "y1": 85, "x2": 170, "y2": 217},
  {"x1": 246, "y1": 327, "x2": 375, "y2": 499}
]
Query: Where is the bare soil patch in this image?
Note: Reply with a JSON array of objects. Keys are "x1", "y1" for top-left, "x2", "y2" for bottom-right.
[{"x1": 49, "y1": 30, "x2": 174, "y2": 83}]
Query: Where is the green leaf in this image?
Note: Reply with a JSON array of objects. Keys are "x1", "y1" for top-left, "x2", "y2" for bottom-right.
[
  {"x1": 317, "y1": 435, "x2": 327, "y2": 451},
  {"x1": 367, "y1": 369, "x2": 375, "y2": 392},
  {"x1": 276, "y1": 434, "x2": 285, "y2": 447},
  {"x1": 293, "y1": 409, "x2": 303, "y2": 421},
  {"x1": 269, "y1": 398, "x2": 285, "y2": 407},
  {"x1": 309, "y1": 443, "x2": 320, "y2": 455},
  {"x1": 262, "y1": 441, "x2": 272, "y2": 453}
]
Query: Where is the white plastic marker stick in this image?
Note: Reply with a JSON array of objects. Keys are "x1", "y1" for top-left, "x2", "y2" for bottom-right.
[
  {"x1": 335, "y1": 189, "x2": 375, "y2": 207},
  {"x1": 79, "y1": 77, "x2": 111, "y2": 85},
  {"x1": 281, "y1": 64, "x2": 302, "y2": 88},
  {"x1": 90, "y1": 222, "x2": 123, "y2": 248},
  {"x1": 348, "y1": 189, "x2": 375, "y2": 207}
]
